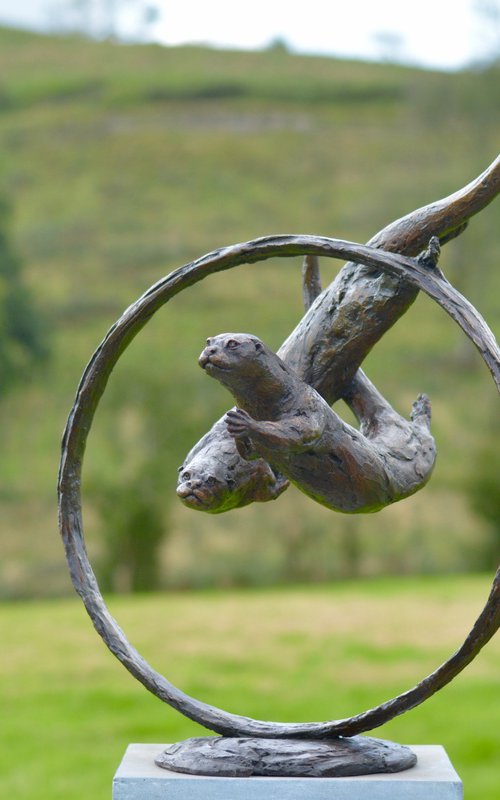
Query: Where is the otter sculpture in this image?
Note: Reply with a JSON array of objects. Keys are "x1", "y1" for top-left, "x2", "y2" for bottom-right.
[
  {"x1": 197, "y1": 332, "x2": 435, "y2": 514},
  {"x1": 176, "y1": 416, "x2": 289, "y2": 513},
  {"x1": 177, "y1": 160, "x2": 500, "y2": 513},
  {"x1": 177, "y1": 246, "x2": 436, "y2": 514}
]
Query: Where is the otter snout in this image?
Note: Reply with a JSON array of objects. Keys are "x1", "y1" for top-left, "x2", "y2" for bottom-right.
[
  {"x1": 176, "y1": 476, "x2": 208, "y2": 509},
  {"x1": 177, "y1": 464, "x2": 225, "y2": 510},
  {"x1": 198, "y1": 343, "x2": 219, "y2": 369},
  {"x1": 199, "y1": 338, "x2": 232, "y2": 372},
  {"x1": 176, "y1": 477, "x2": 202, "y2": 498}
]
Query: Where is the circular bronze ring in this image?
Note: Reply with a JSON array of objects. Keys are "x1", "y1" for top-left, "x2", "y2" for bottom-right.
[{"x1": 58, "y1": 235, "x2": 500, "y2": 739}]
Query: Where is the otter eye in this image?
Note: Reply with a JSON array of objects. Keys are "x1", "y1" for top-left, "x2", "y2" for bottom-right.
[
  {"x1": 182, "y1": 471, "x2": 191, "y2": 481},
  {"x1": 226, "y1": 339, "x2": 239, "y2": 349},
  {"x1": 206, "y1": 476, "x2": 217, "y2": 486}
]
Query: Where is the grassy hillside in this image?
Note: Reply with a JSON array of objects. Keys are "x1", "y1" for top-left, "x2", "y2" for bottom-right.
[
  {"x1": 1, "y1": 576, "x2": 499, "y2": 799},
  {"x1": 0, "y1": 28, "x2": 499, "y2": 596}
]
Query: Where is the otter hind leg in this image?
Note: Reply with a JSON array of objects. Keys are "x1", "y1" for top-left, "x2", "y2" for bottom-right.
[
  {"x1": 411, "y1": 393, "x2": 432, "y2": 429},
  {"x1": 267, "y1": 469, "x2": 290, "y2": 500}
]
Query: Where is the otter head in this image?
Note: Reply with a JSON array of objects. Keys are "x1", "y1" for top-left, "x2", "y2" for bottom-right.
[
  {"x1": 176, "y1": 418, "x2": 289, "y2": 513},
  {"x1": 176, "y1": 419, "x2": 251, "y2": 513},
  {"x1": 198, "y1": 333, "x2": 268, "y2": 385},
  {"x1": 176, "y1": 456, "x2": 231, "y2": 512},
  {"x1": 199, "y1": 333, "x2": 291, "y2": 411}
]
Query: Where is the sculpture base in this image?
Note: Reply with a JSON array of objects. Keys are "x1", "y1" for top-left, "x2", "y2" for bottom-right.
[
  {"x1": 114, "y1": 744, "x2": 463, "y2": 799},
  {"x1": 155, "y1": 735, "x2": 416, "y2": 777}
]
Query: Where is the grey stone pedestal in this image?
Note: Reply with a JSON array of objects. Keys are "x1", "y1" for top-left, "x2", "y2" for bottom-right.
[{"x1": 113, "y1": 743, "x2": 463, "y2": 799}]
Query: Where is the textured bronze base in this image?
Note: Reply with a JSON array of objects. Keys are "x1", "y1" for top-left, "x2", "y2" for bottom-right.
[{"x1": 155, "y1": 735, "x2": 417, "y2": 778}]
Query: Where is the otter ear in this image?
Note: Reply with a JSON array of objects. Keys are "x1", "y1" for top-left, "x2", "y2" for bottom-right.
[{"x1": 254, "y1": 340, "x2": 264, "y2": 352}]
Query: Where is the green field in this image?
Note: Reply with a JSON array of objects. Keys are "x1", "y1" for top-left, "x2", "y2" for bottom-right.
[{"x1": 1, "y1": 575, "x2": 498, "y2": 798}]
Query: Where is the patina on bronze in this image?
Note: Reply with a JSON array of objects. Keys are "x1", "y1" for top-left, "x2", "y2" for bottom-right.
[{"x1": 58, "y1": 159, "x2": 500, "y2": 778}]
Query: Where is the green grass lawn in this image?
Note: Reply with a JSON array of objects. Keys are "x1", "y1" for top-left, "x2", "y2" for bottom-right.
[{"x1": 1, "y1": 574, "x2": 498, "y2": 798}]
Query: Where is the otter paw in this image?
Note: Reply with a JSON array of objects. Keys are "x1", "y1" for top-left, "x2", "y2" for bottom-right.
[
  {"x1": 269, "y1": 472, "x2": 290, "y2": 499},
  {"x1": 411, "y1": 393, "x2": 431, "y2": 426},
  {"x1": 225, "y1": 408, "x2": 255, "y2": 438}
]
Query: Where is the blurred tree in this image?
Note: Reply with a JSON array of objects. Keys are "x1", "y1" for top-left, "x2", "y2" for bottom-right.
[
  {"x1": 266, "y1": 37, "x2": 291, "y2": 54},
  {"x1": 0, "y1": 197, "x2": 48, "y2": 397},
  {"x1": 88, "y1": 356, "x2": 205, "y2": 593},
  {"x1": 467, "y1": 405, "x2": 500, "y2": 569},
  {"x1": 372, "y1": 31, "x2": 407, "y2": 64},
  {"x1": 49, "y1": 0, "x2": 162, "y2": 41},
  {"x1": 90, "y1": 376, "x2": 172, "y2": 592},
  {"x1": 138, "y1": 4, "x2": 162, "y2": 42},
  {"x1": 71, "y1": 0, "x2": 93, "y2": 33},
  {"x1": 91, "y1": 455, "x2": 167, "y2": 592},
  {"x1": 473, "y1": 0, "x2": 500, "y2": 63}
]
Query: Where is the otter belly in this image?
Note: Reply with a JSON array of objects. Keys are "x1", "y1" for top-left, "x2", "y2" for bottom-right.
[
  {"x1": 254, "y1": 422, "x2": 394, "y2": 514},
  {"x1": 288, "y1": 450, "x2": 393, "y2": 513}
]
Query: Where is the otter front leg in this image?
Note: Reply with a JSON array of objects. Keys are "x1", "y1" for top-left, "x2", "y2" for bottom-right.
[
  {"x1": 225, "y1": 409, "x2": 281, "y2": 458},
  {"x1": 223, "y1": 410, "x2": 260, "y2": 461},
  {"x1": 225, "y1": 408, "x2": 321, "y2": 457}
]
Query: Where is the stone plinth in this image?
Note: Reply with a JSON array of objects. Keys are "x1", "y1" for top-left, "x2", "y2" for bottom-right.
[{"x1": 113, "y1": 743, "x2": 463, "y2": 799}]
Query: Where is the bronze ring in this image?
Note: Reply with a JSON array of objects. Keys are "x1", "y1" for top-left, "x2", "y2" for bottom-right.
[{"x1": 58, "y1": 235, "x2": 499, "y2": 739}]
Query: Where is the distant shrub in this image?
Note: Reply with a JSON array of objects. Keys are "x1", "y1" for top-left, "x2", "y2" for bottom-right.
[
  {"x1": 265, "y1": 37, "x2": 291, "y2": 54},
  {"x1": 145, "y1": 82, "x2": 248, "y2": 102},
  {"x1": 467, "y1": 408, "x2": 500, "y2": 569},
  {"x1": 0, "y1": 85, "x2": 13, "y2": 111},
  {"x1": 6, "y1": 76, "x2": 103, "y2": 109},
  {"x1": 266, "y1": 83, "x2": 404, "y2": 104},
  {"x1": 0, "y1": 196, "x2": 49, "y2": 395}
]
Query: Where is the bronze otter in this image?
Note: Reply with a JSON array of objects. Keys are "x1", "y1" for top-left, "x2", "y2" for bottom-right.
[
  {"x1": 199, "y1": 333, "x2": 435, "y2": 514},
  {"x1": 176, "y1": 416, "x2": 289, "y2": 513}
]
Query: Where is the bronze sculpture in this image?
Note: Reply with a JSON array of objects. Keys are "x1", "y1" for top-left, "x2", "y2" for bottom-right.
[
  {"x1": 58, "y1": 158, "x2": 500, "y2": 777},
  {"x1": 178, "y1": 245, "x2": 438, "y2": 515},
  {"x1": 177, "y1": 162, "x2": 499, "y2": 514},
  {"x1": 180, "y1": 238, "x2": 439, "y2": 517}
]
